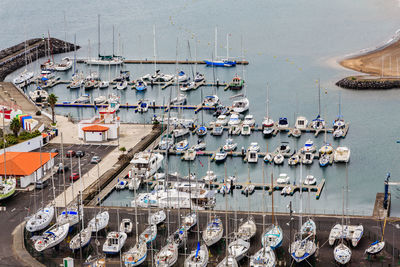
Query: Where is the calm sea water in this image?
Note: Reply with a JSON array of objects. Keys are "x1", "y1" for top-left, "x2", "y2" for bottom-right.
[{"x1": 2, "y1": 0, "x2": 400, "y2": 216}]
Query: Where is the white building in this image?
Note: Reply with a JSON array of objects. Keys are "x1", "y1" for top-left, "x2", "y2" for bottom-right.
[{"x1": 78, "y1": 109, "x2": 120, "y2": 142}]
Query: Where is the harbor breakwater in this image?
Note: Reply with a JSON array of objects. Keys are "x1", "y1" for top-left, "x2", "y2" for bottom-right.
[
  {"x1": 0, "y1": 38, "x2": 79, "y2": 81},
  {"x1": 336, "y1": 76, "x2": 400, "y2": 89}
]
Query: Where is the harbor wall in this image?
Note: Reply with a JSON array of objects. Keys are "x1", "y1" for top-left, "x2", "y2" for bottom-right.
[{"x1": 336, "y1": 76, "x2": 400, "y2": 89}]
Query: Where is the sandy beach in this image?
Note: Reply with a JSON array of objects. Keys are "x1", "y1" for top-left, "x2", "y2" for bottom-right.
[{"x1": 340, "y1": 37, "x2": 400, "y2": 76}]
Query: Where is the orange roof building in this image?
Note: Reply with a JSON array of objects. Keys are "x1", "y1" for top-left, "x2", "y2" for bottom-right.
[
  {"x1": 0, "y1": 152, "x2": 58, "y2": 188},
  {"x1": 82, "y1": 125, "x2": 109, "y2": 132}
]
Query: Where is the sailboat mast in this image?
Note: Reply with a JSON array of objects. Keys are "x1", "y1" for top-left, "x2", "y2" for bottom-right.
[
  {"x1": 73, "y1": 34, "x2": 77, "y2": 75},
  {"x1": 61, "y1": 133, "x2": 67, "y2": 216},
  {"x1": 266, "y1": 84, "x2": 270, "y2": 118},
  {"x1": 64, "y1": 11, "x2": 68, "y2": 53},
  {"x1": 262, "y1": 161, "x2": 265, "y2": 236},
  {"x1": 49, "y1": 152, "x2": 57, "y2": 216},
  {"x1": 224, "y1": 162, "x2": 229, "y2": 266},
  {"x1": 299, "y1": 162, "x2": 303, "y2": 231},
  {"x1": 271, "y1": 173, "x2": 274, "y2": 224},
  {"x1": 226, "y1": 33, "x2": 229, "y2": 59},
  {"x1": 318, "y1": 79, "x2": 321, "y2": 116},
  {"x1": 153, "y1": 25, "x2": 157, "y2": 74},
  {"x1": 214, "y1": 27, "x2": 218, "y2": 60},
  {"x1": 112, "y1": 25, "x2": 115, "y2": 56},
  {"x1": 97, "y1": 14, "x2": 101, "y2": 58},
  {"x1": 134, "y1": 186, "x2": 139, "y2": 243}
]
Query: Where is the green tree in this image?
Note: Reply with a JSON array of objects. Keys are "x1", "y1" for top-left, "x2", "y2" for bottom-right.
[
  {"x1": 10, "y1": 118, "x2": 20, "y2": 137},
  {"x1": 48, "y1": 93, "x2": 58, "y2": 124}
]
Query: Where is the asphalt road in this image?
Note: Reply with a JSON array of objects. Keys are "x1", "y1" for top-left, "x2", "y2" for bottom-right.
[{"x1": 0, "y1": 143, "x2": 116, "y2": 267}]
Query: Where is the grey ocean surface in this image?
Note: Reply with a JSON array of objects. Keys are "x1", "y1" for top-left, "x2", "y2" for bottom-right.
[{"x1": 1, "y1": 0, "x2": 400, "y2": 216}]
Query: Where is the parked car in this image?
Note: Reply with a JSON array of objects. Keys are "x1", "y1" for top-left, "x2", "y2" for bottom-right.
[
  {"x1": 50, "y1": 148, "x2": 59, "y2": 153},
  {"x1": 91, "y1": 156, "x2": 101, "y2": 164},
  {"x1": 57, "y1": 163, "x2": 69, "y2": 174},
  {"x1": 76, "y1": 151, "x2": 85, "y2": 158},
  {"x1": 66, "y1": 150, "x2": 76, "y2": 158},
  {"x1": 35, "y1": 179, "x2": 48, "y2": 189},
  {"x1": 69, "y1": 173, "x2": 80, "y2": 181}
]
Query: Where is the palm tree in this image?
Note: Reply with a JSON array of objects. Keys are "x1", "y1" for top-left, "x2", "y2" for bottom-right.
[
  {"x1": 48, "y1": 93, "x2": 58, "y2": 124},
  {"x1": 10, "y1": 118, "x2": 20, "y2": 137}
]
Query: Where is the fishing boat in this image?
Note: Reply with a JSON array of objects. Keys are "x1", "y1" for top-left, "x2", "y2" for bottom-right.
[
  {"x1": 237, "y1": 216, "x2": 257, "y2": 241},
  {"x1": 134, "y1": 79, "x2": 147, "y2": 91},
  {"x1": 214, "y1": 149, "x2": 227, "y2": 163},
  {"x1": 250, "y1": 246, "x2": 276, "y2": 267},
  {"x1": 302, "y1": 152, "x2": 314, "y2": 165},
  {"x1": 103, "y1": 231, "x2": 127, "y2": 254},
  {"x1": 26, "y1": 205, "x2": 55, "y2": 232},
  {"x1": 148, "y1": 210, "x2": 166, "y2": 225},
  {"x1": 194, "y1": 72, "x2": 205, "y2": 82},
  {"x1": 120, "y1": 218, "x2": 133, "y2": 234},
  {"x1": 223, "y1": 138, "x2": 237, "y2": 151},
  {"x1": 228, "y1": 238, "x2": 250, "y2": 261},
  {"x1": 193, "y1": 139, "x2": 206, "y2": 151},
  {"x1": 184, "y1": 243, "x2": 209, "y2": 267},
  {"x1": 130, "y1": 152, "x2": 164, "y2": 179},
  {"x1": 203, "y1": 95, "x2": 220, "y2": 107},
  {"x1": 273, "y1": 153, "x2": 284, "y2": 165},
  {"x1": 171, "y1": 93, "x2": 187, "y2": 105},
  {"x1": 228, "y1": 74, "x2": 244, "y2": 90},
  {"x1": 139, "y1": 224, "x2": 157, "y2": 244},
  {"x1": 154, "y1": 242, "x2": 178, "y2": 267},
  {"x1": 301, "y1": 139, "x2": 316, "y2": 153},
  {"x1": 278, "y1": 117, "x2": 289, "y2": 128},
  {"x1": 241, "y1": 124, "x2": 251, "y2": 136},
  {"x1": 295, "y1": 116, "x2": 308, "y2": 130},
  {"x1": 288, "y1": 152, "x2": 300, "y2": 166},
  {"x1": 196, "y1": 126, "x2": 207, "y2": 136},
  {"x1": 88, "y1": 211, "x2": 110, "y2": 232},
  {"x1": 211, "y1": 124, "x2": 224, "y2": 136},
  {"x1": 0, "y1": 177, "x2": 16, "y2": 200},
  {"x1": 303, "y1": 175, "x2": 317, "y2": 185},
  {"x1": 34, "y1": 223, "x2": 70, "y2": 252},
  {"x1": 276, "y1": 173, "x2": 290, "y2": 184},
  {"x1": 176, "y1": 139, "x2": 189, "y2": 151},
  {"x1": 231, "y1": 95, "x2": 249, "y2": 113},
  {"x1": 29, "y1": 88, "x2": 48, "y2": 103},
  {"x1": 334, "y1": 147, "x2": 351, "y2": 163},
  {"x1": 69, "y1": 226, "x2": 92, "y2": 251},
  {"x1": 202, "y1": 216, "x2": 223, "y2": 246}
]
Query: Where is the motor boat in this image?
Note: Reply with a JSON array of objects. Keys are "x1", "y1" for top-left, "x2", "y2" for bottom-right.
[
  {"x1": 184, "y1": 243, "x2": 209, "y2": 267},
  {"x1": 88, "y1": 211, "x2": 110, "y2": 232},
  {"x1": 214, "y1": 149, "x2": 227, "y2": 163},
  {"x1": 140, "y1": 224, "x2": 157, "y2": 244},
  {"x1": 154, "y1": 242, "x2": 178, "y2": 267},
  {"x1": 273, "y1": 153, "x2": 284, "y2": 165},
  {"x1": 116, "y1": 180, "x2": 128, "y2": 190},
  {"x1": 232, "y1": 97, "x2": 249, "y2": 113},
  {"x1": 69, "y1": 226, "x2": 92, "y2": 250},
  {"x1": 123, "y1": 241, "x2": 147, "y2": 266},
  {"x1": 217, "y1": 256, "x2": 238, "y2": 267},
  {"x1": 237, "y1": 216, "x2": 257, "y2": 241},
  {"x1": 182, "y1": 148, "x2": 196, "y2": 161},
  {"x1": 276, "y1": 173, "x2": 290, "y2": 184},
  {"x1": 211, "y1": 125, "x2": 224, "y2": 136},
  {"x1": 194, "y1": 72, "x2": 205, "y2": 82},
  {"x1": 295, "y1": 116, "x2": 308, "y2": 130},
  {"x1": 241, "y1": 124, "x2": 251, "y2": 136},
  {"x1": 334, "y1": 243, "x2": 351, "y2": 265},
  {"x1": 26, "y1": 205, "x2": 55, "y2": 232},
  {"x1": 136, "y1": 99, "x2": 149, "y2": 113},
  {"x1": 262, "y1": 117, "x2": 274, "y2": 136},
  {"x1": 203, "y1": 170, "x2": 217, "y2": 183},
  {"x1": 250, "y1": 246, "x2": 276, "y2": 267},
  {"x1": 99, "y1": 80, "x2": 109, "y2": 88},
  {"x1": 130, "y1": 152, "x2": 164, "y2": 179},
  {"x1": 175, "y1": 70, "x2": 189, "y2": 82},
  {"x1": 197, "y1": 126, "x2": 207, "y2": 136},
  {"x1": 180, "y1": 81, "x2": 196, "y2": 92},
  {"x1": 311, "y1": 115, "x2": 325, "y2": 130},
  {"x1": 288, "y1": 153, "x2": 300, "y2": 166},
  {"x1": 203, "y1": 95, "x2": 220, "y2": 107},
  {"x1": 94, "y1": 95, "x2": 107, "y2": 105},
  {"x1": 158, "y1": 134, "x2": 174, "y2": 150},
  {"x1": 34, "y1": 223, "x2": 70, "y2": 252},
  {"x1": 228, "y1": 238, "x2": 250, "y2": 261},
  {"x1": 262, "y1": 224, "x2": 283, "y2": 249},
  {"x1": 247, "y1": 149, "x2": 258, "y2": 163},
  {"x1": 319, "y1": 143, "x2": 334, "y2": 154},
  {"x1": 277, "y1": 142, "x2": 290, "y2": 153},
  {"x1": 57, "y1": 204, "x2": 83, "y2": 227},
  {"x1": 176, "y1": 139, "x2": 189, "y2": 151},
  {"x1": 113, "y1": 70, "x2": 130, "y2": 82},
  {"x1": 215, "y1": 115, "x2": 229, "y2": 126},
  {"x1": 223, "y1": 138, "x2": 237, "y2": 151},
  {"x1": 228, "y1": 74, "x2": 244, "y2": 90},
  {"x1": 73, "y1": 94, "x2": 90, "y2": 104},
  {"x1": 243, "y1": 115, "x2": 255, "y2": 126},
  {"x1": 302, "y1": 152, "x2": 314, "y2": 165},
  {"x1": 228, "y1": 113, "x2": 241, "y2": 126},
  {"x1": 301, "y1": 139, "x2": 316, "y2": 153},
  {"x1": 263, "y1": 153, "x2": 273, "y2": 163},
  {"x1": 247, "y1": 142, "x2": 260, "y2": 152},
  {"x1": 29, "y1": 89, "x2": 48, "y2": 103},
  {"x1": 103, "y1": 231, "x2": 127, "y2": 254},
  {"x1": 334, "y1": 147, "x2": 350, "y2": 163},
  {"x1": 365, "y1": 241, "x2": 385, "y2": 255},
  {"x1": 193, "y1": 139, "x2": 206, "y2": 151},
  {"x1": 134, "y1": 79, "x2": 147, "y2": 91},
  {"x1": 0, "y1": 180, "x2": 17, "y2": 200},
  {"x1": 219, "y1": 183, "x2": 231, "y2": 195},
  {"x1": 148, "y1": 210, "x2": 167, "y2": 225},
  {"x1": 319, "y1": 153, "x2": 330, "y2": 167},
  {"x1": 171, "y1": 93, "x2": 187, "y2": 105},
  {"x1": 116, "y1": 80, "x2": 128, "y2": 90},
  {"x1": 213, "y1": 105, "x2": 230, "y2": 117},
  {"x1": 54, "y1": 57, "x2": 73, "y2": 71},
  {"x1": 303, "y1": 175, "x2": 317, "y2": 185},
  {"x1": 120, "y1": 218, "x2": 133, "y2": 234},
  {"x1": 278, "y1": 117, "x2": 289, "y2": 128}
]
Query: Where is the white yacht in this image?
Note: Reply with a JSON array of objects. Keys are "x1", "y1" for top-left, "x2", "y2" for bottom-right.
[
  {"x1": 232, "y1": 97, "x2": 249, "y2": 113},
  {"x1": 73, "y1": 94, "x2": 90, "y2": 104},
  {"x1": 203, "y1": 95, "x2": 220, "y2": 107},
  {"x1": 34, "y1": 223, "x2": 69, "y2": 252},
  {"x1": 289, "y1": 233, "x2": 317, "y2": 263},
  {"x1": 88, "y1": 211, "x2": 110, "y2": 232},
  {"x1": 288, "y1": 153, "x2": 300, "y2": 166},
  {"x1": 247, "y1": 142, "x2": 260, "y2": 152},
  {"x1": 273, "y1": 153, "x2": 284, "y2": 165},
  {"x1": 0, "y1": 177, "x2": 16, "y2": 200},
  {"x1": 103, "y1": 231, "x2": 127, "y2": 254},
  {"x1": 184, "y1": 243, "x2": 209, "y2": 267},
  {"x1": 140, "y1": 224, "x2": 157, "y2": 244},
  {"x1": 214, "y1": 149, "x2": 228, "y2": 163},
  {"x1": 262, "y1": 224, "x2": 283, "y2": 249},
  {"x1": 303, "y1": 175, "x2": 317, "y2": 185},
  {"x1": 262, "y1": 117, "x2": 274, "y2": 136},
  {"x1": 123, "y1": 241, "x2": 147, "y2": 266},
  {"x1": 171, "y1": 93, "x2": 187, "y2": 105},
  {"x1": 116, "y1": 80, "x2": 128, "y2": 90},
  {"x1": 301, "y1": 139, "x2": 316, "y2": 153},
  {"x1": 334, "y1": 147, "x2": 350, "y2": 163},
  {"x1": 94, "y1": 95, "x2": 107, "y2": 105},
  {"x1": 202, "y1": 216, "x2": 223, "y2": 246},
  {"x1": 148, "y1": 210, "x2": 166, "y2": 225},
  {"x1": 158, "y1": 134, "x2": 174, "y2": 150},
  {"x1": 302, "y1": 152, "x2": 314, "y2": 165},
  {"x1": 237, "y1": 216, "x2": 257, "y2": 241},
  {"x1": 276, "y1": 173, "x2": 290, "y2": 184},
  {"x1": 228, "y1": 238, "x2": 250, "y2": 261},
  {"x1": 154, "y1": 242, "x2": 178, "y2": 267},
  {"x1": 175, "y1": 70, "x2": 189, "y2": 82},
  {"x1": 217, "y1": 256, "x2": 238, "y2": 267},
  {"x1": 203, "y1": 170, "x2": 217, "y2": 183},
  {"x1": 57, "y1": 204, "x2": 83, "y2": 227},
  {"x1": 54, "y1": 57, "x2": 73, "y2": 71},
  {"x1": 333, "y1": 118, "x2": 346, "y2": 138},
  {"x1": 215, "y1": 115, "x2": 229, "y2": 126},
  {"x1": 173, "y1": 126, "x2": 190, "y2": 138},
  {"x1": 223, "y1": 139, "x2": 237, "y2": 151},
  {"x1": 13, "y1": 69, "x2": 34, "y2": 84},
  {"x1": 241, "y1": 124, "x2": 251, "y2": 136},
  {"x1": 277, "y1": 142, "x2": 290, "y2": 153},
  {"x1": 120, "y1": 218, "x2": 133, "y2": 234},
  {"x1": 26, "y1": 205, "x2": 55, "y2": 232},
  {"x1": 250, "y1": 246, "x2": 276, "y2": 267},
  {"x1": 29, "y1": 89, "x2": 48, "y2": 103},
  {"x1": 130, "y1": 152, "x2": 164, "y2": 179},
  {"x1": 247, "y1": 149, "x2": 258, "y2": 163},
  {"x1": 295, "y1": 116, "x2": 308, "y2": 130},
  {"x1": 334, "y1": 243, "x2": 351, "y2": 265},
  {"x1": 69, "y1": 226, "x2": 92, "y2": 251},
  {"x1": 175, "y1": 139, "x2": 189, "y2": 151},
  {"x1": 228, "y1": 113, "x2": 241, "y2": 126},
  {"x1": 243, "y1": 115, "x2": 255, "y2": 126}
]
